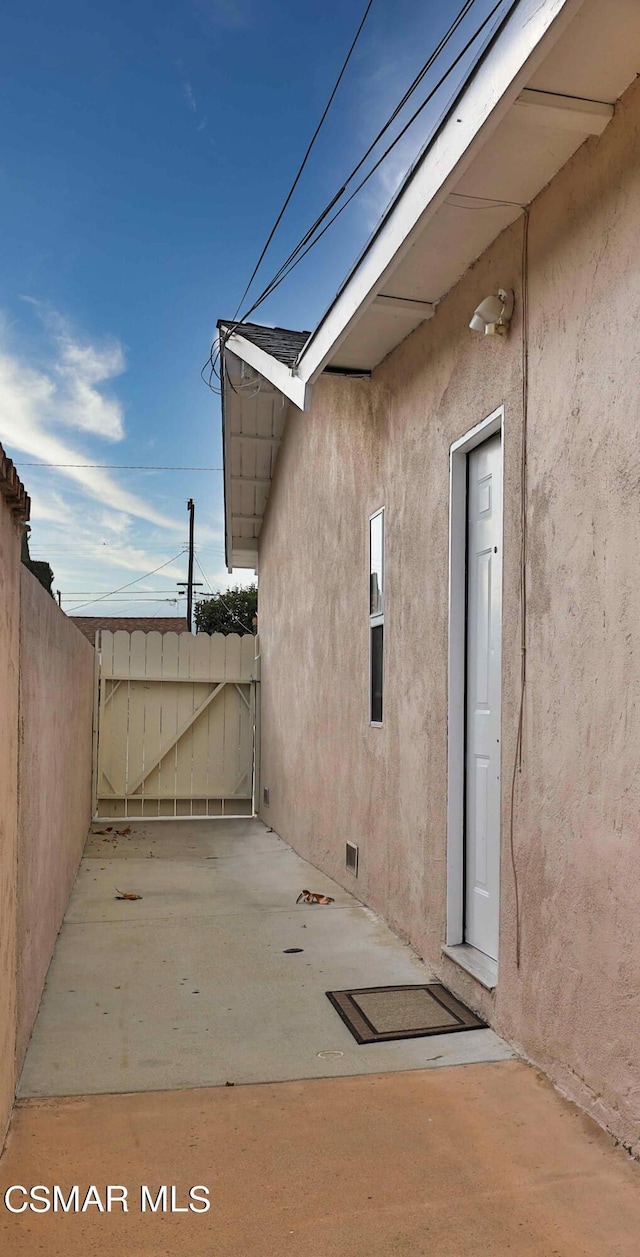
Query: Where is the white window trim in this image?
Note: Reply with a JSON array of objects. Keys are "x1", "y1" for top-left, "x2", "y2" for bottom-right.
[
  {"x1": 369, "y1": 507, "x2": 385, "y2": 727},
  {"x1": 446, "y1": 407, "x2": 504, "y2": 970}
]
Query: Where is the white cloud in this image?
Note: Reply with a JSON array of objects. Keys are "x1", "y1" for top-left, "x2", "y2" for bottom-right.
[
  {"x1": 20, "y1": 298, "x2": 126, "y2": 440},
  {"x1": 1, "y1": 305, "x2": 239, "y2": 614},
  {"x1": 183, "y1": 81, "x2": 197, "y2": 112},
  {"x1": 0, "y1": 310, "x2": 176, "y2": 530},
  {"x1": 54, "y1": 336, "x2": 125, "y2": 440},
  {"x1": 26, "y1": 487, "x2": 190, "y2": 612}
]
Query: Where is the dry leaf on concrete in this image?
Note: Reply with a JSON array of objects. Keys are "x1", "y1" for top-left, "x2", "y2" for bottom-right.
[{"x1": 296, "y1": 889, "x2": 335, "y2": 905}]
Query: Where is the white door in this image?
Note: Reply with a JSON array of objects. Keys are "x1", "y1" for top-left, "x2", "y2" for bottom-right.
[{"x1": 465, "y1": 433, "x2": 502, "y2": 959}]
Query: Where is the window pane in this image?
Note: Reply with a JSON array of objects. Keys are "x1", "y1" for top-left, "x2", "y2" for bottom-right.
[
  {"x1": 370, "y1": 512, "x2": 383, "y2": 615},
  {"x1": 371, "y1": 624, "x2": 383, "y2": 723}
]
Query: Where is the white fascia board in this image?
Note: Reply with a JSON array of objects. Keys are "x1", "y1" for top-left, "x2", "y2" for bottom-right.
[
  {"x1": 225, "y1": 330, "x2": 308, "y2": 410},
  {"x1": 297, "y1": 0, "x2": 586, "y2": 385}
]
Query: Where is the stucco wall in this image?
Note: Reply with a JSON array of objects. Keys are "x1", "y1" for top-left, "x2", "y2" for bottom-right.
[
  {"x1": 258, "y1": 76, "x2": 640, "y2": 1152},
  {"x1": 16, "y1": 569, "x2": 95, "y2": 1071},
  {"x1": 0, "y1": 500, "x2": 21, "y2": 1145}
]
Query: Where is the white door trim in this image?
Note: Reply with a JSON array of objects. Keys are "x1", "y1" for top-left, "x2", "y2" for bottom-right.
[{"x1": 446, "y1": 406, "x2": 504, "y2": 954}]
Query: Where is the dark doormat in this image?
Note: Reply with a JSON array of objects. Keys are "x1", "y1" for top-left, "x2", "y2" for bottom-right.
[{"x1": 326, "y1": 984, "x2": 486, "y2": 1044}]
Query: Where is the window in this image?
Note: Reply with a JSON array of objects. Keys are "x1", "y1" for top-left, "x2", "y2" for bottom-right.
[{"x1": 369, "y1": 509, "x2": 384, "y2": 724}]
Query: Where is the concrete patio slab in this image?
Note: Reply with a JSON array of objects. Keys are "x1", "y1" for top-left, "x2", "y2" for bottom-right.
[
  {"x1": 64, "y1": 849, "x2": 355, "y2": 925},
  {"x1": 2, "y1": 1063, "x2": 639, "y2": 1256},
  {"x1": 85, "y1": 817, "x2": 286, "y2": 862},
  {"x1": 18, "y1": 819, "x2": 513, "y2": 1097}
]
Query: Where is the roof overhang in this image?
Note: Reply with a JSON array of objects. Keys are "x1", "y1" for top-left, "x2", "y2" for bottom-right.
[
  {"x1": 223, "y1": 327, "x2": 308, "y2": 411},
  {"x1": 296, "y1": 0, "x2": 639, "y2": 379},
  {"x1": 220, "y1": 0, "x2": 640, "y2": 568}
]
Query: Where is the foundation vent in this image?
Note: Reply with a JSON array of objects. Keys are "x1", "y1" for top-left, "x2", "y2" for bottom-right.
[
  {"x1": 263, "y1": 786, "x2": 270, "y2": 807},
  {"x1": 345, "y1": 841, "x2": 359, "y2": 876}
]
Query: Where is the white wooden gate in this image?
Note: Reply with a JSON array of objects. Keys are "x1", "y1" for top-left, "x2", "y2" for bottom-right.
[{"x1": 94, "y1": 630, "x2": 258, "y2": 819}]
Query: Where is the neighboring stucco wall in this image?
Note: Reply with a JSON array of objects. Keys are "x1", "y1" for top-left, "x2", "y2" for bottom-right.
[
  {"x1": 258, "y1": 76, "x2": 640, "y2": 1153},
  {"x1": 0, "y1": 500, "x2": 21, "y2": 1145},
  {"x1": 16, "y1": 569, "x2": 94, "y2": 1071}
]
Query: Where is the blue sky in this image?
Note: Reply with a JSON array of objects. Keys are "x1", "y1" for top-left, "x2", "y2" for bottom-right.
[{"x1": 0, "y1": 0, "x2": 504, "y2": 617}]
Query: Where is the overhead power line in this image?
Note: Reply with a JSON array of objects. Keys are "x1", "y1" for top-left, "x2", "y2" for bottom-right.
[
  {"x1": 28, "y1": 544, "x2": 225, "y2": 553},
  {"x1": 215, "y1": 0, "x2": 476, "y2": 347},
  {"x1": 232, "y1": 0, "x2": 375, "y2": 321},
  {"x1": 207, "y1": 0, "x2": 514, "y2": 394},
  {"x1": 66, "y1": 549, "x2": 188, "y2": 613},
  {"x1": 240, "y1": 0, "x2": 511, "y2": 324},
  {"x1": 65, "y1": 599, "x2": 182, "y2": 606},
  {"x1": 61, "y1": 589, "x2": 189, "y2": 595},
  {"x1": 245, "y1": 0, "x2": 478, "y2": 313},
  {"x1": 193, "y1": 550, "x2": 215, "y2": 595},
  {"x1": 18, "y1": 462, "x2": 222, "y2": 471},
  {"x1": 193, "y1": 550, "x2": 256, "y2": 635}
]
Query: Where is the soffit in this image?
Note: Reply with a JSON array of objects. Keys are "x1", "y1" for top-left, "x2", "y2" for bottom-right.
[{"x1": 222, "y1": 350, "x2": 289, "y2": 571}]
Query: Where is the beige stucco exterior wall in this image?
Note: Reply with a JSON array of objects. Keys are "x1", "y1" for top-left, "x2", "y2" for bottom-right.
[
  {"x1": 0, "y1": 498, "x2": 21, "y2": 1145},
  {"x1": 258, "y1": 76, "x2": 640, "y2": 1153},
  {"x1": 16, "y1": 569, "x2": 95, "y2": 1071}
]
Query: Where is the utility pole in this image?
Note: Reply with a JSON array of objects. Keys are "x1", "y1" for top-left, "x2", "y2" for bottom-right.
[
  {"x1": 187, "y1": 498, "x2": 195, "y2": 632},
  {"x1": 176, "y1": 500, "x2": 202, "y2": 632}
]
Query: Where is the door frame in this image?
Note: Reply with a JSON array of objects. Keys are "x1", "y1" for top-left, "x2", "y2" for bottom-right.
[{"x1": 446, "y1": 405, "x2": 504, "y2": 958}]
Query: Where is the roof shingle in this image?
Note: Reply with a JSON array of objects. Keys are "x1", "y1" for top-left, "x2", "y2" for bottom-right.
[
  {"x1": 71, "y1": 616, "x2": 190, "y2": 642},
  {"x1": 218, "y1": 320, "x2": 309, "y2": 368}
]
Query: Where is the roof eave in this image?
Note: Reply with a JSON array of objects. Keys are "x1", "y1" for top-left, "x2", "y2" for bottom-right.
[
  {"x1": 294, "y1": 0, "x2": 585, "y2": 383},
  {"x1": 223, "y1": 329, "x2": 308, "y2": 410}
]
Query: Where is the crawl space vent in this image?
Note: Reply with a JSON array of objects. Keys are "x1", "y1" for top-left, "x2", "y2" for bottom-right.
[{"x1": 345, "y1": 841, "x2": 359, "y2": 875}]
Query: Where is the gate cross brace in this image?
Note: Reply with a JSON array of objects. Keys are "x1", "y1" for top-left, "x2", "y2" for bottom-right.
[
  {"x1": 104, "y1": 679, "x2": 122, "y2": 708},
  {"x1": 126, "y1": 681, "x2": 227, "y2": 796},
  {"x1": 234, "y1": 683, "x2": 250, "y2": 710}
]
